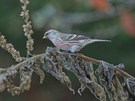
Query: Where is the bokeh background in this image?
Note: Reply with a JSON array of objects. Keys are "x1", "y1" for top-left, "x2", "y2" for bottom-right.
[{"x1": 0, "y1": 0, "x2": 135, "y2": 101}]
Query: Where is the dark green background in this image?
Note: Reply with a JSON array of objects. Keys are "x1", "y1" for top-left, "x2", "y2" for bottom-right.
[{"x1": 0, "y1": 0, "x2": 135, "y2": 101}]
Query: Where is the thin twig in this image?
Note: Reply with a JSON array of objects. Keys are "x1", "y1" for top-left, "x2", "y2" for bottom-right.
[
  {"x1": 20, "y1": 0, "x2": 34, "y2": 56},
  {"x1": 78, "y1": 53, "x2": 100, "y2": 64},
  {"x1": 0, "y1": 34, "x2": 24, "y2": 62},
  {"x1": 12, "y1": 54, "x2": 43, "y2": 70},
  {"x1": 78, "y1": 53, "x2": 135, "y2": 80}
]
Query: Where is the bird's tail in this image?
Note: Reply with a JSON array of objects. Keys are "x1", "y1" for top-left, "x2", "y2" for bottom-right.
[{"x1": 87, "y1": 39, "x2": 111, "y2": 44}]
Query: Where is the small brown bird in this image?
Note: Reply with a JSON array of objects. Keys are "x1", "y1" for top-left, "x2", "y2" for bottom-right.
[{"x1": 43, "y1": 29, "x2": 111, "y2": 52}]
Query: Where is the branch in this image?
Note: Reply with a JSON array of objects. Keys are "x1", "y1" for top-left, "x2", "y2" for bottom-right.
[
  {"x1": 78, "y1": 53, "x2": 135, "y2": 80},
  {"x1": 20, "y1": 0, "x2": 34, "y2": 56},
  {"x1": 0, "y1": 47, "x2": 135, "y2": 100},
  {"x1": 0, "y1": 34, "x2": 24, "y2": 62},
  {"x1": 12, "y1": 54, "x2": 43, "y2": 70},
  {"x1": 7, "y1": 51, "x2": 134, "y2": 81}
]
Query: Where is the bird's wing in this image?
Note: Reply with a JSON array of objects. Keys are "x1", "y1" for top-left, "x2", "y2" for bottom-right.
[{"x1": 60, "y1": 33, "x2": 91, "y2": 42}]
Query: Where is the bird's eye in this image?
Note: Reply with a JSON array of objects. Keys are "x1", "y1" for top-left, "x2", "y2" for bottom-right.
[{"x1": 45, "y1": 32, "x2": 49, "y2": 36}]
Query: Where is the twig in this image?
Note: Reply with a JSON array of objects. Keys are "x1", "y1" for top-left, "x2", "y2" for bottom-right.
[
  {"x1": 20, "y1": 0, "x2": 34, "y2": 56},
  {"x1": 78, "y1": 53, "x2": 135, "y2": 80},
  {"x1": 114, "y1": 67, "x2": 135, "y2": 79},
  {"x1": 12, "y1": 54, "x2": 43, "y2": 70},
  {"x1": 78, "y1": 53, "x2": 100, "y2": 64},
  {"x1": 0, "y1": 34, "x2": 24, "y2": 62}
]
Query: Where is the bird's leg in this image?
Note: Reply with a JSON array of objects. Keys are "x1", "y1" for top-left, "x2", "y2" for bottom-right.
[
  {"x1": 27, "y1": 53, "x2": 34, "y2": 58},
  {"x1": 55, "y1": 48, "x2": 62, "y2": 53},
  {"x1": 66, "y1": 51, "x2": 77, "y2": 56}
]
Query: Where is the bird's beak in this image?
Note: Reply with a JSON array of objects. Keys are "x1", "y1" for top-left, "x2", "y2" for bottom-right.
[{"x1": 43, "y1": 36, "x2": 47, "y2": 39}]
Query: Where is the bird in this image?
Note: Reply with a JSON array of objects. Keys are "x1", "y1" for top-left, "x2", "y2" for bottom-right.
[{"x1": 43, "y1": 29, "x2": 111, "y2": 52}]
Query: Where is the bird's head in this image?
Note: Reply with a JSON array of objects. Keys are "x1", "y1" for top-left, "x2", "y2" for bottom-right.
[{"x1": 43, "y1": 29, "x2": 58, "y2": 39}]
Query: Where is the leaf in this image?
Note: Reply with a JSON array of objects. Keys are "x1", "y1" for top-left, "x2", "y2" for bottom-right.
[
  {"x1": 90, "y1": 0, "x2": 110, "y2": 12},
  {"x1": 120, "y1": 11, "x2": 135, "y2": 37}
]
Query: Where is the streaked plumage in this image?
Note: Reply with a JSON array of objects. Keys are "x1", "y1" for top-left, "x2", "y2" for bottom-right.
[{"x1": 43, "y1": 29, "x2": 111, "y2": 52}]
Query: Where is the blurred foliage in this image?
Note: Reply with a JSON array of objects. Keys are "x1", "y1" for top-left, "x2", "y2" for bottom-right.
[{"x1": 0, "y1": 0, "x2": 135, "y2": 101}]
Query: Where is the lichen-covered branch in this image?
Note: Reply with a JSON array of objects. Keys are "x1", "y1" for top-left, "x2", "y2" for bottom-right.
[
  {"x1": 0, "y1": 34, "x2": 24, "y2": 62},
  {"x1": 20, "y1": 0, "x2": 34, "y2": 56},
  {"x1": 0, "y1": 47, "x2": 135, "y2": 101},
  {"x1": 79, "y1": 54, "x2": 135, "y2": 80}
]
